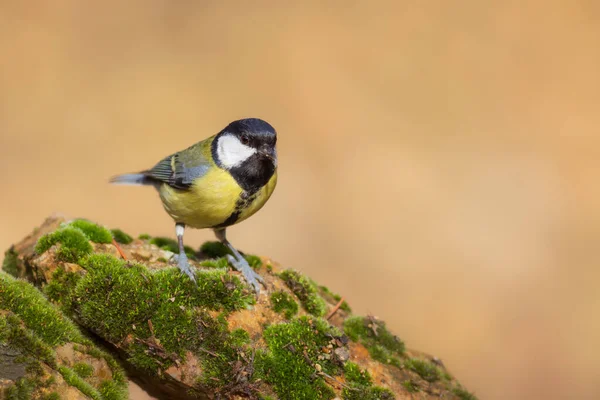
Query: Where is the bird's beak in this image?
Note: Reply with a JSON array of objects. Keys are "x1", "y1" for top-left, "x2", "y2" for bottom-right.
[{"x1": 259, "y1": 146, "x2": 276, "y2": 162}]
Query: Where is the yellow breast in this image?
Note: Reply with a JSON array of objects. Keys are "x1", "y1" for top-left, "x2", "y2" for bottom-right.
[{"x1": 158, "y1": 169, "x2": 277, "y2": 229}]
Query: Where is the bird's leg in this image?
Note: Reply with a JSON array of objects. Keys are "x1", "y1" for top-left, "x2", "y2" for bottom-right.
[
  {"x1": 176, "y1": 223, "x2": 196, "y2": 283},
  {"x1": 214, "y1": 228, "x2": 264, "y2": 294}
]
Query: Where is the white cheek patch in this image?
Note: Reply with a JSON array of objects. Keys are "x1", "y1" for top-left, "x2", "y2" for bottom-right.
[{"x1": 217, "y1": 134, "x2": 257, "y2": 168}]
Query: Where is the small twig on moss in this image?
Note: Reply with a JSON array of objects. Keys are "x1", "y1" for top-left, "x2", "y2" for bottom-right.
[
  {"x1": 139, "y1": 273, "x2": 150, "y2": 283},
  {"x1": 112, "y1": 239, "x2": 127, "y2": 260},
  {"x1": 148, "y1": 319, "x2": 155, "y2": 335},
  {"x1": 198, "y1": 347, "x2": 219, "y2": 357},
  {"x1": 302, "y1": 349, "x2": 313, "y2": 365},
  {"x1": 318, "y1": 370, "x2": 351, "y2": 390},
  {"x1": 326, "y1": 297, "x2": 345, "y2": 320},
  {"x1": 282, "y1": 342, "x2": 295, "y2": 353}
]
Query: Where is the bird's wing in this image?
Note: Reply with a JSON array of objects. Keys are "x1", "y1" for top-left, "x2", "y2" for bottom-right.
[{"x1": 144, "y1": 141, "x2": 213, "y2": 190}]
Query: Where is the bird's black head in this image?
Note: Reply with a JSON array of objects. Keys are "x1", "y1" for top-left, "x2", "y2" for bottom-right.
[{"x1": 212, "y1": 118, "x2": 277, "y2": 194}]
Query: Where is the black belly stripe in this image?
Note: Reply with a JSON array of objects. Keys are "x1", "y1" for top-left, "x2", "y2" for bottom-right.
[{"x1": 215, "y1": 191, "x2": 258, "y2": 228}]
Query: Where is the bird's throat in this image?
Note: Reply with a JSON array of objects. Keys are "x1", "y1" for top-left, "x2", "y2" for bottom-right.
[{"x1": 229, "y1": 154, "x2": 276, "y2": 194}]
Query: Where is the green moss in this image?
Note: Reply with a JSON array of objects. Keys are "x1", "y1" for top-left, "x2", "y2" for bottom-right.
[
  {"x1": 125, "y1": 305, "x2": 253, "y2": 388},
  {"x1": 195, "y1": 317, "x2": 253, "y2": 389},
  {"x1": 270, "y1": 291, "x2": 299, "y2": 319},
  {"x1": 152, "y1": 267, "x2": 254, "y2": 312},
  {"x1": 0, "y1": 271, "x2": 83, "y2": 346},
  {"x1": 63, "y1": 253, "x2": 252, "y2": 377},
  {"x1": 319, "y1": 285, "x2": 352, "y2": 313},
  {"x1": 59, "y1": 366, "x2": 102, "y2": 400},
  {"x1": 26, "y1": 360, "x2": 45, "y2": 377},
  {"x1": 110, "y1": 229, "x2": 133, "y2": 245},
  {"x1": 149, "y1": 237, "x2": 177, "y2": 252},
  {"x1": 68, "y1": 220, "x2": 113, "y2": 244},
  {"x1": 279, "y1": 269, "x2": 327, "y2": 317},
  {"x1": 344, "y1": 362, "x2": 372, "y2": 386},
  {"x1": 73, "y1": 362, "x2": 94, "y2": 378},
  {"x1": 99, "y1": 379, "x2": 128, "y2": 400},
  {"x1": 44, "y1": 266, "x2": 82, "y2": 311},
  {"x1": 441, "y1": 370, "x2": 452, "y2": 381},
  {"x1": 42, "y1": 392, "x2": 61, "y2": 400},
  {"x1": 74, "y1": 255, "x2": 156, "y2": 342},
  {"x1": 0, "y1": 312, "x2": 55, "y2": 368},
  {"x1": 368, "y1": 345, "x2": 401, "y2": 368},
  {"x1": 404, "y1": 358, "x2": 440, "y2": 383},
  {"x1": 452, "y1": 386, "x2": 478, "y2": 400},
  {"x1": 157, "y1": 257, "x2": 167, "y2": 263},
  {"x1": 0, "y1": 272, "x2": 127, "y2": 399},
  {"x1": 342, "y1": 362, "x2": 394, "y2": 400},
  {"x1": 229, "y1": 327, "x2": 250, "y2": 346},
  {"x1": 342, "y1": 385, "x2": 395, "y2": 400},
  {"x1": 367, "y1": 387, "x2": 395, "y2": 399},
  {"x1": 138, "y1": 233, "x2": 151, "y2": 240},
  {"x1": 74, "y1": 345, "x2": 126, "y2": 385},
  {"x1": 126, "y1": 342, "x2": 162, "y2": 373},
  {"x1": 3, "y1": 376, "x2": 40, "y2": 399},
  {"x1": 343, "y1": 316, "x2": 404, "y2": 367},
  {"x1": 2, "y1": 246, "x2": 19, "y2": 277},
  {"x1": 200, "y1": 241, "x2": 261, "y2": 269},
  {"x1": 200, "y1": 241, "x2": 231, "y2": 258},
  {"x1": 199, "y1": 257, "x2": 229, "y2": 269},
  {"x1": 0, "y1": 314, "x2": 9, "y2": 341},
  {"x1": 149, "y1": 237, "x2": 196, "y2": 259},
  {"x1": 402, "y1": 380, "x2": 419, "y2": 393},
  {"x1": 245, "y1": 254, "x2": 262, "y2": 269},
  {"x1": 151, "y1": 300, "x2": 201, "y2": 357},
  {"x1": 71, "y1": 254, "x2": 252, "y2": 344},
  {"x1": 35, "y1": 226, "x2": 93, "y2": 263},
  {"x1": 0, "y1": 313, "x2": 103, "y2": 398},
  {"x1": 257, "y1": 316, "x2": 343, "y2": 399}
]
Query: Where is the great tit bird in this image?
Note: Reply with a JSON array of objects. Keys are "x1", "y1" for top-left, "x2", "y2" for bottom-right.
[{"x1": 110, "y1": 118, "x2": 277, "y2": 294}]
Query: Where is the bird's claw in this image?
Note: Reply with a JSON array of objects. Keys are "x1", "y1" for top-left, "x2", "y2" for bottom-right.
[
  {"x1": 226, "y1": 254, "x2": 265, "y2": 294},
  {"x1": 177, "y1": 252, "x2": 197, "y2": 284}
]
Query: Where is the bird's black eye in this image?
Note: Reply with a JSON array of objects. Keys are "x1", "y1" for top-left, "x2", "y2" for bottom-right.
[{"x1": 240, "y1": 134, "x2": 250, "y2": 145}]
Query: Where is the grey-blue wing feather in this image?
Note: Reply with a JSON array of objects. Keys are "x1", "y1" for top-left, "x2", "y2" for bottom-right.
[{"x1": 144, "y1": 153, "x2": 210, "y2": 190}]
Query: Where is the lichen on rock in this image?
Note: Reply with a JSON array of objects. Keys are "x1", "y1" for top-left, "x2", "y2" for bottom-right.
[{"x1": 0, "y1": 215, "x2": 478, "y2": 399}]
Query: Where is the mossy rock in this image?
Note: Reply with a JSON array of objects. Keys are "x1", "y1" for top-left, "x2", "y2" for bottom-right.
[
  {"x1": 278, "y1": 269, "x2": 328, "y2": 317},
  {"x1": 344, "y1": 316, "x2": 405, "y2": 368},
  {"x1": 2, "y1": 246, "x2": 19, "y2": 278},
  {"x1": 0, "y1": 271, "x2": 127, "y2": 399},
  {"x1": 67, "y1": 220, "x2": 113, "y2": 244},
  {"x1": 1, "y1": 215, "x2": 478, "y2": 399}
]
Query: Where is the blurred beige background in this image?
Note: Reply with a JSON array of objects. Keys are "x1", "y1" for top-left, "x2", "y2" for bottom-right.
[{"x1": 1, "y1": 1, "x2": 599, "y2": 399}]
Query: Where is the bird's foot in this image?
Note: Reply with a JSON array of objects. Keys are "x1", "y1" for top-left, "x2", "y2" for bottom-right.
[
  {"x1": 226, "y1": 254, "x2": 265, "y2": 294},
  {"x1": 177, "y1": 252, "x2": 197, "y2": 283}
]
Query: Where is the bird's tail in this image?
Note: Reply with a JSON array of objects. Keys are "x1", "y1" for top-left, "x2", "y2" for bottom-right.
[{"x1": 109, "y1": 173, "x2": 151, "y2": 186}]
